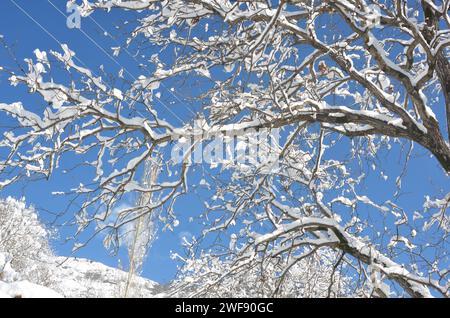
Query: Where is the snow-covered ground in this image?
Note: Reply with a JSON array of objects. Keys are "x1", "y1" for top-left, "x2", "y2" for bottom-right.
[
  {"x1": 51, "y1": 257, "x2": 159, "y2": 298},
  {"x1": 0, "y1": 280, "x2": 63, "y2": 298},
  {"x1": 0, "y1": 252, "x2": 159, "y2": 298}
]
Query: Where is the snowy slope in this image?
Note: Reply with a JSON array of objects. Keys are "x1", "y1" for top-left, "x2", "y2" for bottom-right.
[
  {"x1": 0, "y1": 252, "x2": 159, "y2": 298},
  {"x1": 0, "y1": 252, "x2": 63, "y2": 298},
  {"x1": 0, "y1": 281, "x2": 63, "y2": 298},
  {"x1": 51, "y1": 257, "x2": 158, "y2": 298}
]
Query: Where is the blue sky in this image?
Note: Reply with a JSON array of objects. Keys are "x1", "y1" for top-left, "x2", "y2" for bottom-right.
[
  {"x1": 0, "y1": 0, "x2": 204, "y2": 284},
  {"x1": 0, "y1": 0, "x2": 448, "y2": 290}
]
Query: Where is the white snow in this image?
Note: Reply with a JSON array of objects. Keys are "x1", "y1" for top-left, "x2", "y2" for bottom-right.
[
  {"x1": 51, "y1": 257, "x2": 158, "y2": 298},
  {"x1": 0, "y1": 252, "x2": 158, "y2": 298},
  {"x1": 112, "y1": 88, "x2": 124, "y2": 100},
  {"x1": 0, "y1": 281, "x2": 63, "y2": 298}
]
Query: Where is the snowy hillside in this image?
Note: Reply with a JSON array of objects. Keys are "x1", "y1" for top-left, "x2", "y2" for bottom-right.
[
  {"x1": 0, "y1": 280, "x2": 63, "y2": 298},
  {"x1": 0, "y1": 252, "x2": 159, "y2": 298},
  {"x1": 0, "y1": 197, "x2": 160, "y2": 298},
  {"x1": 51, "y1": 257, "x2": 158, "y2": 298}
]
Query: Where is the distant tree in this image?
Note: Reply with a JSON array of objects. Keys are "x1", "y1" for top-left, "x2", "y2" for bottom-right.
[
  {"x1": 170, "y1": 247, "x2": 368, "y2": 297},
  {"x1": 0, "y1": 197, "x2": 54, "y2": 286}
]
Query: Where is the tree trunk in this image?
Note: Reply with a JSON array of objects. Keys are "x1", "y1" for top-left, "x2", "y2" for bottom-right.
[{"x1": 421, "y1": 1, "x2": 450, "y2": 142}]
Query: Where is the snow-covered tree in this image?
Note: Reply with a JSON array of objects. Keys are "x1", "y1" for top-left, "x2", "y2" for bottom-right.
[
  {"x1": 0, "y1": 197, "x2": 54, "y2": 286},
  {"x1": 170, "y1": 247, "x2": 368, "y2": 298},
  {"x1": 0, "y1": 0, "x2": 449, "y2": 297}
]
